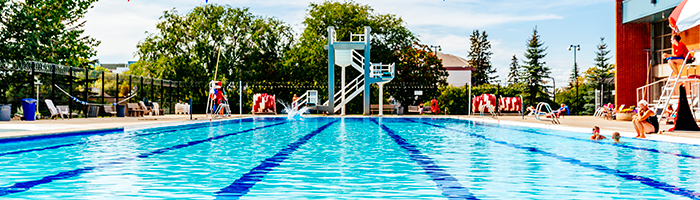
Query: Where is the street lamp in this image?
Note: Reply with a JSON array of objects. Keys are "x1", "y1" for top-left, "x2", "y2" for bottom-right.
[
  {"x1": 430, "y1": 45, "x2": 441, "y2": 53},
  {"x1": 568, "y1": 44, "x2": 580, "y2": 115}
]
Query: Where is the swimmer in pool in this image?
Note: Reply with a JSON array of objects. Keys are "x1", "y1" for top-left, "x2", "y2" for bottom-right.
[
  {"x1": 612, "y1": 132, "x2": 621, "y2": 143},
  {"x1": 591, "y1": 126, "x2": 607, "y2": 140}
]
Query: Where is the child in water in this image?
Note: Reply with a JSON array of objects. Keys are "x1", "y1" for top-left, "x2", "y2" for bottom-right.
[
  {"x1": 612, "y1": 132, "x2": 621, "y2": 143},
  {"x1": 591, "y1": 126, "x2": 607, "y2": 140}
]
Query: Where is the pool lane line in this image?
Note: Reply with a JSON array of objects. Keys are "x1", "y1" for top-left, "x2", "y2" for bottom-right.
[
  {"x1": 371, "y1": 119, "x2": 480, "y2": 200},
  {"x1": 406, "y1": 119, "x2": 700, "y2": 200},
  {"x1": 0, "y1": 118, "x2": 259, "y2": 158},
  {"x1": 461, "y1": 119, "x2": 700, "y2": 160},
  {"x1": 0, "y1": 121, "x2": 288, "y2": 197},
  {"x1": 214, "y1": 120, "x2": 338, "y2": 199}
]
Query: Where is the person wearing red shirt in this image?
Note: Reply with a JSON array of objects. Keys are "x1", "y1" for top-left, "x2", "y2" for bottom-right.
[{"x1": 663, "y1": 35, "x2": 689, "y2": 76}]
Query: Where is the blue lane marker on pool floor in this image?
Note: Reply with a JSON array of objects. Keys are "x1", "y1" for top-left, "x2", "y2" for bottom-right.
[
  {"x1": 215, "y1": 120, "x2": 337, "y2": 199},
  {"x1": 372, "y1": 119, "x2": 480, "y2": 200},
  {"x1": 407, "y1": 119, "x2": 700, "y2": 200},
  {"x1": 470, "y1": 121, "x2": 700, "y2": 160},
  {"x1": 0, "y1": 121, "x2": 287, "y2": 197},
  {"x1": 0, "y1": 118, "x2": 251, "y2": 158}
]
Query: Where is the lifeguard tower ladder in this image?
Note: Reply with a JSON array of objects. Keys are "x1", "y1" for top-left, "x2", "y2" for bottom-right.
[
  {"x1": 638, "y1": 50, "x2": 700, "y2": 120},
  {"x1": 293, "y1": 26, "x2": 395, "y2": 115}
]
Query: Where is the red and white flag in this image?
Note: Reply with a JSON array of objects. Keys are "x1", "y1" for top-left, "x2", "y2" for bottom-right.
[{"x1": 670, "y1": 0, "x2": 700, "y2": 32}]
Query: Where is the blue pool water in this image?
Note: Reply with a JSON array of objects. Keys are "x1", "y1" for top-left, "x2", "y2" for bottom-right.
[{"x1": 2, "y1": 117, "x2": 700, "y2": 199}]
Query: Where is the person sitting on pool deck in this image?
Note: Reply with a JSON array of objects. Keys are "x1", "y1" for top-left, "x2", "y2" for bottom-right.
[
  {"x1": 591, "y1": 126, "x2": 607, "y2": 140},
  {"x1": 612, "y1": 132, "x2": 621, "y2": 143},
  {"x1": 552, "y1": 104, "x2": 568, "y2": 118},
  {"x1": 632, "y1": 100, "x2": 655, "y2": 139},
  {"x1": 662, "y1": 35, "x2": 690, "y2": 77}
]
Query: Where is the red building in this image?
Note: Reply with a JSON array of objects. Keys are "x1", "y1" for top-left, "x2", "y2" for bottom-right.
[{"x1": 616, "y1": 0, "x2": 699, "y2": 107}]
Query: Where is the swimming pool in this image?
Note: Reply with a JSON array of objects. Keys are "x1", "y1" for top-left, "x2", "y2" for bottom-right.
[{"x1": 1, "y1": 117, "x2": 700, "y2": 199}]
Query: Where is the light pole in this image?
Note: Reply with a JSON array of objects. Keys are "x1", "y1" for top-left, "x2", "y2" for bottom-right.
[
  {"x1": 568, "y1": 44, "x2": 580, "y2": 115},
  {"x1": 430, "y1": 45, "x2": 441, "y2": 53}
]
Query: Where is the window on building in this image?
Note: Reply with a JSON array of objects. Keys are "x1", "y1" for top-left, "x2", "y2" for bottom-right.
[{"x1": 651, "y1": 20, "x2": 673, "y2": 67}]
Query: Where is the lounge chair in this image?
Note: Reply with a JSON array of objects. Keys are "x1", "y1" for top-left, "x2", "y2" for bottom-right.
[
  {"x1": 44, "y1": 99, "x2": 63, "y2": 119},
  {"x1": 139, "y1": 101, "x2": 154, "y2": 116},
  {"x1": 104, "y1": 105, "x2": 117, "y2": 117},
  {"x1": 56, "y1": 105, "x2": 77, "y2": 118}
]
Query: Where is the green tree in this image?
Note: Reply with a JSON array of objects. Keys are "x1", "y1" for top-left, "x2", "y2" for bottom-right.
[
  {"x1": 389, "y1": 42, "x2": 448, "y2": 110},
  {"x1": 467, "y1": 30, "x2": 496, "y2": 85},
  {"x1": 507, "y1": 54, "x2": 520, "y2": 85},
  {"x1": 521, "y1": 27, "x2": 551, "y2": 107},
  {"x1": 0, "y1": 0, "x2": 100, "y2": 106},
  {"x1": 131, "y1": 4, "x2": 294, "y2": 107},
  {"x1": 0, "y1": 0, "x2": 100, "y2": 65},
  {"x1": 587, "y1": 37, "x2": 615, "y2": 104}
]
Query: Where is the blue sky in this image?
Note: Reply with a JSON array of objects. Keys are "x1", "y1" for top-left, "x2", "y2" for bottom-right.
[{"x1": 84, "y1": 0, "x2": 615, "y2": 86}]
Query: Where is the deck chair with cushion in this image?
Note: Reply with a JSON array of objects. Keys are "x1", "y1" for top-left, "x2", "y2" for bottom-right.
[{"x1": 44, "y1": 99, "x2": 63, "y2": 119}]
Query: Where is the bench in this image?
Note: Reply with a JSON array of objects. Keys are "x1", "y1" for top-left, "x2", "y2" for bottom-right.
[
  {"x1": 407, "y1": 106, "x2": 431, "y2": 114},
  {"x1": 370, "y1": 104, "x2": 395, "y2": 115}
]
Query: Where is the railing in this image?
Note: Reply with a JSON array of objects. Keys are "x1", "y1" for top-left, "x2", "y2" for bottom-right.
[
  {"x1": 351, "y1": 49, "x2": 365, "y2": 73},
  {"x1": 370, "y1": 63, "x2": 395, "y2": 78},
  {"x1": 321, "y1": 74, "x2": 365, "y2": 111},
  {"x1": 350, "y1": 33, "x2": 365, "y2": 42},
  {"x1": 636, "y1": 78, "x2": 667, "y2": 106}
]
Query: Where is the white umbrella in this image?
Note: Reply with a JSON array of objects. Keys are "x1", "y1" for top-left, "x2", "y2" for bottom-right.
[{"x1": 670, "y1": 0, "x2": 700, "y2": 32}]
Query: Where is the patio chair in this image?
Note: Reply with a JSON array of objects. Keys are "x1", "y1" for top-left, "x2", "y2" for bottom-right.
[
  {"x1": 44, "y1": 99, "x2": 63, "y2": 119},
  {"x1": 152, "y1": 102, "x2": 160, "y2": 116},
  {"x1": 56, "y1": 105, "x2": 77, "y2": 118},
  {"x1": 103, "y1": 105, "x2": 117, "y2": 117},
  {"x1": 139, "y1": 101, "x2": 154, "y2": 116}
]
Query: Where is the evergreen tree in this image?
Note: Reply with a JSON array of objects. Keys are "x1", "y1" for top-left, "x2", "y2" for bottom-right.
[
  {"x1": 521, "y1": 27, "x2": 551, "y2": 106},
  {"x1": 507, "y1": 54, "x2": 520, "y2": 85},
  {"x1": 587, "y1": 37, "x2": 615, "y2": 104},
  {"x1": 568, "y1": 67, "x2": 580, "y2": 88},
  {"x1": 467, "y1": 30, "x2": 497, "y2": 85}
]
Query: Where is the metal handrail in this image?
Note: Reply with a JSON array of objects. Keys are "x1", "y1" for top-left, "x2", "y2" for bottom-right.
[
  {"x1": 350, "y1": 33, "x2": 365, "y2": 42},
  {"x1": 370, "y1": 63, "x2": 394, "y2": 78},
  {"x1": 637, "y1": 78, "x2": 668, "y2": 104}
]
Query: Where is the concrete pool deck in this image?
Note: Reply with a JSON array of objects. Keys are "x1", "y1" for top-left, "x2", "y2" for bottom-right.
[{"x1": 2, "y1": 114, "x2": 700, "y2": 145}]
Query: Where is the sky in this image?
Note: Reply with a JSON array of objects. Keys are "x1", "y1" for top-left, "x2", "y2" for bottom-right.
[{"x1": 83, "y1": 0, "x2": 615, "y2": 87}]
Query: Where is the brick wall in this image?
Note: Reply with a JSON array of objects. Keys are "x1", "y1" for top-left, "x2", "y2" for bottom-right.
[{"x1": 615, "y1": 0, "x2": 650, "y2": 108}]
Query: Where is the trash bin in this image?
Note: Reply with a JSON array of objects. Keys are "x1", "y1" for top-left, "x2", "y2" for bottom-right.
[
  {"x1": 116, "y1": 104, "x2": 126, "y2": 117},
  {"x1": 0, "y1": 104, "x2": 11, "y2": 121},
  {"x1": 21, "y1": 98, "x2": 37, "y2": 121}
]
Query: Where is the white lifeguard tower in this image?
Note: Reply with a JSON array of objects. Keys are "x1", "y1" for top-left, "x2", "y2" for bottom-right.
[{"x1": 292, "y1": 26, "x2": 395, "y2": 115}]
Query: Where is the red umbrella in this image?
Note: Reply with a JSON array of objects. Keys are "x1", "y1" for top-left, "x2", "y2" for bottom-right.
[{"x1": 669, "y1": 0, "x2": 700, "y2": 32}]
